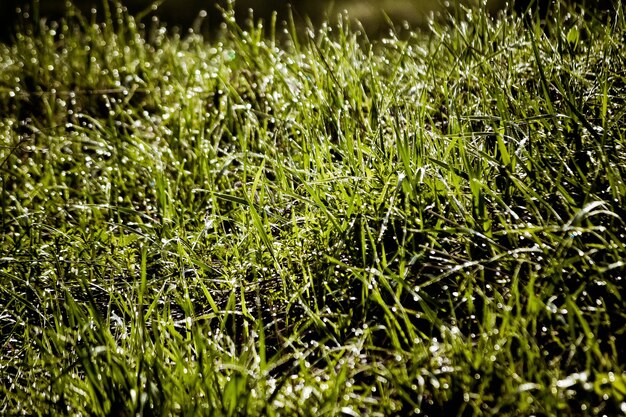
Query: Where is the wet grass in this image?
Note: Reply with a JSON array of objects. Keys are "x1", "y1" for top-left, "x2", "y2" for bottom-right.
[{"x1": 1, "y1": 1, "x2": 626, "y2": 415}]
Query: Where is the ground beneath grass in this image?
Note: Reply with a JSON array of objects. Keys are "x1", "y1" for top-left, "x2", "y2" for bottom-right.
[{"x1": 1, "y1": 1, "x2": 625, "y2": 416}]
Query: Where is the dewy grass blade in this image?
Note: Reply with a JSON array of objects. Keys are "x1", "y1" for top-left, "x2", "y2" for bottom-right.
[
  {"x1": 2, "y1": 1, "x2": 626, "y2": 415},
  {"x1": 244, "y1": 158, "x2": 278, "y2": 264}
]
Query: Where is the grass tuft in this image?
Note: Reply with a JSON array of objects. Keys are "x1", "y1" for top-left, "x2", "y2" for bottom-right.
[{"x1": 1, "y1": 1, "x2": 625, "y2": 415}]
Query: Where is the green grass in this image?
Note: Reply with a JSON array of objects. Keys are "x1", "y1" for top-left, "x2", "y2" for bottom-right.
[{"x1": 1, "y1": 1, "x2": 626, "y2": 415}]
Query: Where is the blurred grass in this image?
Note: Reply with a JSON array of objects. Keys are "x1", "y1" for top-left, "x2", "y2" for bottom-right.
[
  {"x1": 2, "y1": 0, "x2": 504, "y2": 39},
  {"x1": 1, "y1": 0, "x2": 625, "y2": 416}
]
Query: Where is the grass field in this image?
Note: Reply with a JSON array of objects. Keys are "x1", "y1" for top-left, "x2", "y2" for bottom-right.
[{"x1": 1, "y1": 1, "x2": 625, "y2": 415}]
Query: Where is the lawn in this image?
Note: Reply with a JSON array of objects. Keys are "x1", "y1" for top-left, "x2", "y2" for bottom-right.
[{"x1": 1, "y1": 1, "x2": 625, "y2": 415}]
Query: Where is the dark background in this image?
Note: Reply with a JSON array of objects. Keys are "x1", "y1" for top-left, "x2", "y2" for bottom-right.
[
  {"x1": 0, "y1": 0, "x2": 471, "y2": 40},
  {"x1": 0, "y1": 0, "x2": 616, "y2": 42}
]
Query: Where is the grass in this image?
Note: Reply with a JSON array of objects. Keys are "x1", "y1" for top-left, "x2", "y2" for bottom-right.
[{"x1": 1, "y1": 1, "x2": 626, "y2": 415}]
